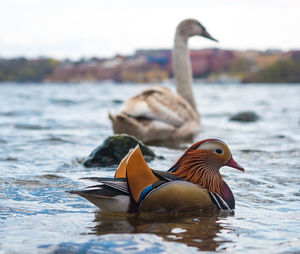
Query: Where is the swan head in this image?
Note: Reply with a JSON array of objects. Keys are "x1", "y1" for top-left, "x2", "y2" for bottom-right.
[{"x1": 177, "y1": 19, "x2": 218, "y2": 42}]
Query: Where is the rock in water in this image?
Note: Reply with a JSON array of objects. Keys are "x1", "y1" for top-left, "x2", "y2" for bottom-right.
[
  {"x1": 83, "y1": 134, "x2": 157, "y2": 167},
  {"x1": 230, "y1": 111, "x2": 260, "y2": 122}
]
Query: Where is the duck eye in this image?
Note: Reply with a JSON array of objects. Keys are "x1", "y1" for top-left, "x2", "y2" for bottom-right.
[{"x1": 215, "y1": 148, "x2": 223, "y2": 154}]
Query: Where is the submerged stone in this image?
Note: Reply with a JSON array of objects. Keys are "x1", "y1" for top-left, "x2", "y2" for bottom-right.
[
  {"x1": 83, "y1": 134, "x2": 157, "y2": 167},
  {"x1": 230, "y1": 111, "x2": 260, "y2": 122}
]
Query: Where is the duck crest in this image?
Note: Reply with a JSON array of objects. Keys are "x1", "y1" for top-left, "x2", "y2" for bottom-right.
[
  {"x1": 168, "y1": 139, "x2": 230, "y2": 195},
  {"x1": 171, "y1": 150, "x2": 224, "y2": 195}
]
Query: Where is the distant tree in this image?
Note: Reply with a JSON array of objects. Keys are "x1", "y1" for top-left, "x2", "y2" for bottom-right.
[
  {"x1": 243, "y1": 55, "x2": 300, "y2": 83},
  {"x1": 229, "y1": 57, "x2": 254, "y2": 73},
  {"x1": 0, "y1": 58, "x2": 60, "y2": 82}
]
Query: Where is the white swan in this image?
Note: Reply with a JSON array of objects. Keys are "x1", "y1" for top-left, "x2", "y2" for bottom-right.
[{"x1": 109, "y1": 19, "x2": 217, "y2": 143}]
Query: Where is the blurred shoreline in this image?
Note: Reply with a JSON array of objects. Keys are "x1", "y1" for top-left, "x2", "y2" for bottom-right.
[{"x1": 0, "y1": 48, "x2": 300, "y2": 84}]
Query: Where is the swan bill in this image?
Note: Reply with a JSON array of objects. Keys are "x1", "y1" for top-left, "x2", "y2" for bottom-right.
[{"x1": 202, "y1": 30, "x2": 218, "y2": 42}]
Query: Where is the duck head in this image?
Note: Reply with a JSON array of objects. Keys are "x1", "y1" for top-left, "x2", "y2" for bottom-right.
[
  {"x1": 169, "y1": 139, "x2": 244, "y2": 195},
  {"x1": 176, "y1": 19, "x2": 218, "y2": 42}
]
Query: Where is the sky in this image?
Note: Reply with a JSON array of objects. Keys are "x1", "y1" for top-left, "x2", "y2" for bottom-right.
[{"x1": 1, "y1": 0, "x2": 300, "y2": 59}]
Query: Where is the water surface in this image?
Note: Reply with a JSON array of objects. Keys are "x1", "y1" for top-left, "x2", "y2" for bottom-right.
[{"x1": 0, "y1": 82, "x2": 299, "y2": 253}]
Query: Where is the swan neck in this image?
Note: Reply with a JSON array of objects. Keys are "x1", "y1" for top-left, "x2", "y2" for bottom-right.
[{"x1": 173, "y1": 31, "x2": 196, "y2": 110}]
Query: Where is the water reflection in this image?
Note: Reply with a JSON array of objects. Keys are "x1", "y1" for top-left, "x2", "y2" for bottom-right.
[{"x1": 91, "y1": 210, "x2": 233, "y2": 251}]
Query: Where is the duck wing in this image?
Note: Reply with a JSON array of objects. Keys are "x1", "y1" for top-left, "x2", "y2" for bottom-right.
[
  {"x1": 68, "y1": 178, "x2": 133, "y2": 212},
  {"x1": 139, "y1": 181, "x2": 214, "y2": 212},
  {"x1": 125, "y1": 146, "x2": 160, "y2": 203},
  {"x1": 80, "y1": 177, "x2": 130, "y2": 194}
]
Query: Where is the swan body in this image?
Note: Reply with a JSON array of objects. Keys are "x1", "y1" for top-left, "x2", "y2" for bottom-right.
[
  {"x1": 109, "y1": 86, "x2": 200, "y2": 142},
  {"x1": 70, "y1": 139, "x2": 244, "y2": 213},
  {"x1": 109, "y1": 19, "x2": 217, "y2": 143}
]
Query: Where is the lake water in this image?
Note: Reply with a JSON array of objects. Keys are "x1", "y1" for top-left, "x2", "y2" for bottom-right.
[{"x1": 0, "y1": 82, "x2": 299, "y2": 253}]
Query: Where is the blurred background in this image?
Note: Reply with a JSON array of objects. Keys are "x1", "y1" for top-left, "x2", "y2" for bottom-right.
[
  {"x1": 1, "y1": 1, "x2": 300, "y2": 253},
  {"x1": 1, "y1": 0, "x2": 300, "y2": 83}
]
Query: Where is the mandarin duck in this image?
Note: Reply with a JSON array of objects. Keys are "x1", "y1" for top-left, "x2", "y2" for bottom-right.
[{"x1": 70, "y1": 139, "x2": 244, "y2": 213}]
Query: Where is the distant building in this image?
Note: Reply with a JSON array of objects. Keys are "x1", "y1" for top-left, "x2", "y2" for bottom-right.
[{"x1": 46, "y1": 48, "x2": 299, "y2": 83}]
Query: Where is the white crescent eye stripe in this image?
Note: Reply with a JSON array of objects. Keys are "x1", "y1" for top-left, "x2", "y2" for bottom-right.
[{"x1": 196, "y1": 140, "x2": 226, "y2": 151}]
